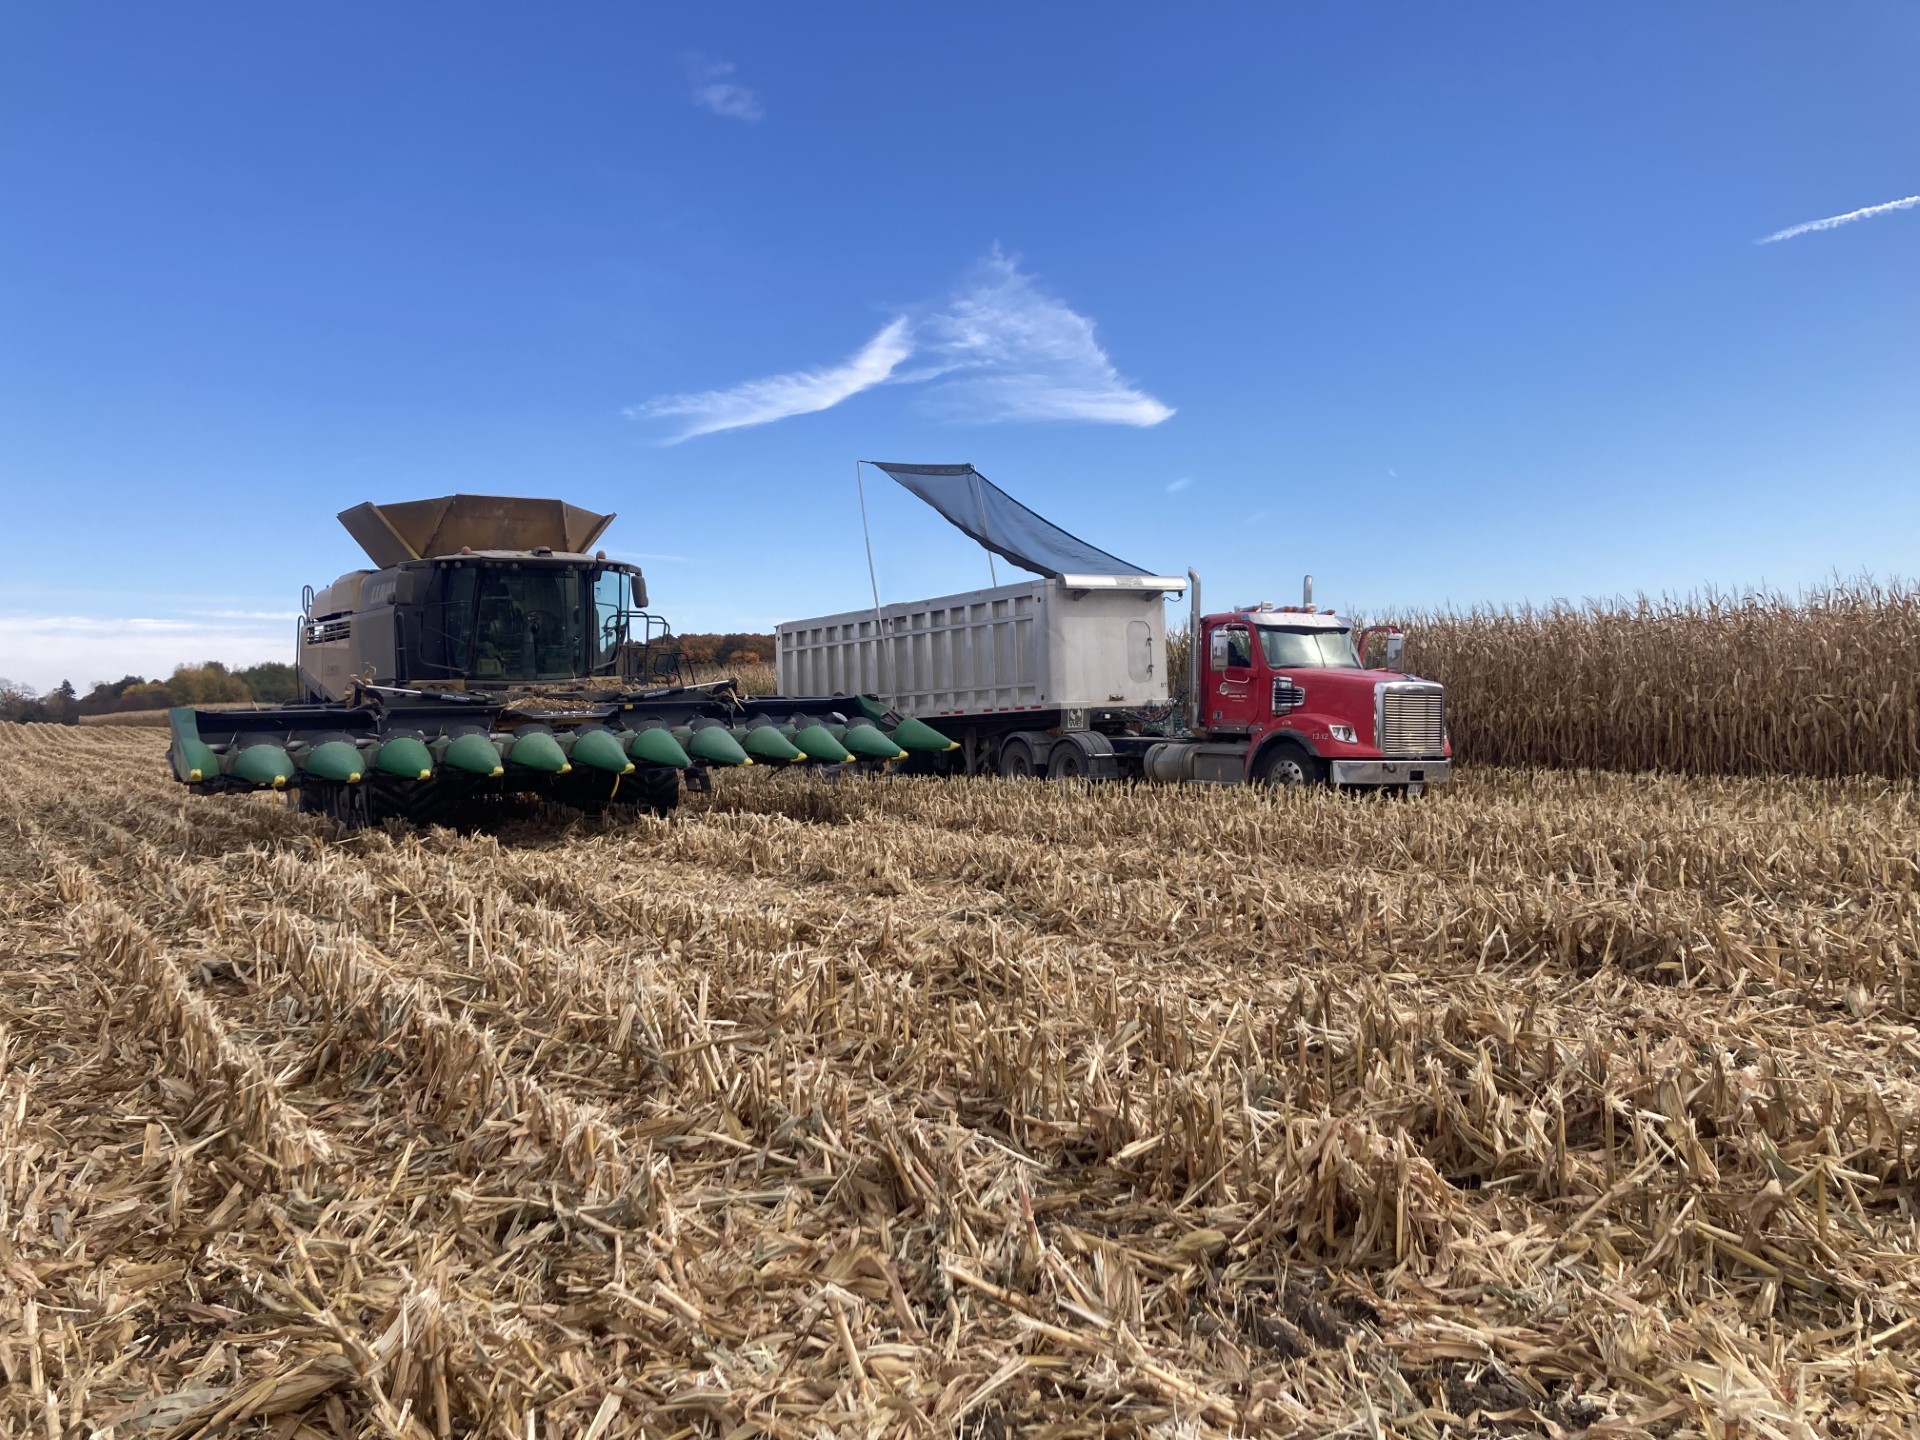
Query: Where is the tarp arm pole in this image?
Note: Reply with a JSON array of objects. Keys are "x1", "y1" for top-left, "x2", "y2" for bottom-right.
[
  {"x1": 854, "y1": 460, "x2": 888, "y2": 698},
  {"x1": 968, "y1": 470, "x2": 998, "y2": 588}
]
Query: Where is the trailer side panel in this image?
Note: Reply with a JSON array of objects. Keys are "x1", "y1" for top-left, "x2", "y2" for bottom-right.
[{"x1": 777, "y1": 577, "x2": 1178, "y2": 720}]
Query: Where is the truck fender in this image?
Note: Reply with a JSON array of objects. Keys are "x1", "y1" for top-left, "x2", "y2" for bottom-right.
[
  {"x1": 1049, "y1": 729, "x2": 1118, "y2": 781},
  {"x1": 1246, "y1": 727, "x2": 1320, "y2": 778}
]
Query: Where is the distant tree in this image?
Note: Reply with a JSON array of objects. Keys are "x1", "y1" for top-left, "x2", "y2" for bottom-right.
[
  {"x1": 717, "y1": 633, "x2": 771, "y2": 665},
  {"x1": 0, "y1": 678, "x2": 40, "y2": 723},
  {"x1": 76, "y1": 676, "x2": 150, "y2": 718},
  {"x1": 678, "y1": 633, "x2": 721, "y2": 667},
  {"x1": 115, "y1": 681, "x2": 175, "y2": 710},
  {"x1": 44, "y1": 680, "x2": 78, "y2": 725},
  {"x1": 675, "y1": 632, "x2": 773, "y2": 673},
  {"x1": 165, "y1": 662, "x2": 253, "y2": 705},
  {"x1": 236, "y1": 661, "x2": 299, "y2": 703}
]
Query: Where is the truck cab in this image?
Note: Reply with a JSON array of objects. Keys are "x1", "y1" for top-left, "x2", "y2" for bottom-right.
[{"x1": 1193, "y1": 602, "x2": 1451, "y2": 790}]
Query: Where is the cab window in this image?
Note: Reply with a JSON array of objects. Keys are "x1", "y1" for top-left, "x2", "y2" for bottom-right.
[{"x1": 592, "y1": 568, "x2": 629, "y2": 669}]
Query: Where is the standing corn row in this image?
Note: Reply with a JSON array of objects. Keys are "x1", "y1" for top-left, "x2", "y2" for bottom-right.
[{"x1": 1386, "y1": 580, "x2": 1920, "y2": 778}]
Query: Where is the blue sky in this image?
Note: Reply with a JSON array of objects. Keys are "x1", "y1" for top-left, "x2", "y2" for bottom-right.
[{"x1": 2, "y1": 4, "x2": 1917, "y2": 690}]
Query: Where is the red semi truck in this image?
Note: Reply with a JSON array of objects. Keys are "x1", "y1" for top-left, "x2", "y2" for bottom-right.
[
  {"x1": 1141, "y1": 571, "x2": 1451, "y2": 793},
  {"x1": 777, "y1": 461, "x2": 1451, "y2": 791},
  {"x1": 779, "y1": 568, "x2": 1450, "y2": 792}
]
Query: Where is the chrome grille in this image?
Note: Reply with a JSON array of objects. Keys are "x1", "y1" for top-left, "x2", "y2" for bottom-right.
[
  {"x1": 1272, "y1": 678, "x2": 1305, "y2": 714},
  {"x1": 1379, "y1": 684, "x2": 1444, "y2": 758}
]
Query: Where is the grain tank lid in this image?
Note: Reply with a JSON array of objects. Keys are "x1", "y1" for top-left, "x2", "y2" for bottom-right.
[
  {"x1": 338, "y1": 495, "x2": 616, "y2": 567},
  {"x1": 872, "y1": 461, "x2": 1153, "y2": 581}
]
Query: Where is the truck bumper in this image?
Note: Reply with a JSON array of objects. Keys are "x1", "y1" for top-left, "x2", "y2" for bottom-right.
[{"x1": 1328, "y1": 758, "x2": 1451, "y2": 787}]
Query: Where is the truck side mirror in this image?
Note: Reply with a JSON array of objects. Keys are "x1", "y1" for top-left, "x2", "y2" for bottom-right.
[
  {"x1": 631, "y1": 573, "x2": 649, "y2": 610},
  {"x1": 1385, "y1": 634, "x2": 1405, "y2": 671}
]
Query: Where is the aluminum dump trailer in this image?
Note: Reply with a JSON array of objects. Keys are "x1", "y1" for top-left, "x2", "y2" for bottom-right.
[{"x1": 777, "y1": 573, "x2": 1186, "y2": 779}]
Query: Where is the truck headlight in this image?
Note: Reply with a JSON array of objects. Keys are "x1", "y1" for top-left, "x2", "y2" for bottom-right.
[{"x1": 1329, "y1": 724, "x2": 1356, "y2": 744}]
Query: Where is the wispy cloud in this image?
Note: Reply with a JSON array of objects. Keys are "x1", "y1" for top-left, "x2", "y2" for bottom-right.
[
  {"x1": 628, "y1": 318, "x2": 913, "y2": 441},
  {"x1": 1756, "y1": 193, "x2": 1920, "y2": 244},
  {"x1": 629, "y1": 250, "x2": 1172, "y2": 441},
  {"x1": 916, "y1": 251, "x2": 1174, "y2": 427},
  {"x1": 683, "y1": 53, "x2": 763, "y2": 121},
  {"x1": 1166, "y1": 476, "x2": 1193, "y2": 494}
]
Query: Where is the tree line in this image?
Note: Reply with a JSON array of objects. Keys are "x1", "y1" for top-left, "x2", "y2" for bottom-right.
[
  {"x1": 674, "y1": 632, "x2": 773, "y2": 668},
  {"x1": 1, "y1": 633, "x2": 776, "y2": 723},
  {"x1": 0, "y1": 661, "x2": 299, "y2": 724}
]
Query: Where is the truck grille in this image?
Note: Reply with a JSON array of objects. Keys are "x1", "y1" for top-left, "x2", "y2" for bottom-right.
[
  {"x1": 1379, "y1": 684, "x2": 1444, "y2": 758},
  {"x1": 1272, "y1": 679, "x2": 1305, "y2": 714}
]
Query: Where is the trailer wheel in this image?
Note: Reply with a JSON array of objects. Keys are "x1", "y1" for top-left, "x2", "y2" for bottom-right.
[
  {"x1": 1254, "y1": 742, "x2": 1325, "y2": 788},
  {"x1": 1047, "y1": 743, "x2": 1087, "y2": 780},
  {"x1": 997, "y1": 738, "x2": 1038, "y2": 779}
]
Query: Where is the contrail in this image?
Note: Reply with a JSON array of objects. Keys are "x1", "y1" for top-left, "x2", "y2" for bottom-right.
[{"x1": 1756, "y1": 194, "x2": 1920, "y2": 244}]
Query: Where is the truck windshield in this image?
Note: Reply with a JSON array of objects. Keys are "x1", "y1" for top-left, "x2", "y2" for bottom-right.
[{"x1": 1260, "y1": 627, "x2": 1361, "y2": 668}]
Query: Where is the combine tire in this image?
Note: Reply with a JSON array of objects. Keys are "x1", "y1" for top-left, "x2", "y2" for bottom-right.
[
  {"x1": 1254, "y1": 742, "x2": 1325, "y2": 789},
  {"x1": 609, "y1": 765, "x2": 682, "y2": 818},
  {"x1": 293, "y1": 784, "x2": 377, "y2": 829}
]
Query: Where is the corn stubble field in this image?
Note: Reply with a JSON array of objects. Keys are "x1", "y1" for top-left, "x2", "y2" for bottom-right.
[{"x1": 3, "y1": 725, "x2": 1918, "y2": 1439}]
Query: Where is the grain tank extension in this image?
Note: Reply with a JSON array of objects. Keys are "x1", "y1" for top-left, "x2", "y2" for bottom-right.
[{"x1": 167, "y1": 495, "x2": 955, "y2": 826}]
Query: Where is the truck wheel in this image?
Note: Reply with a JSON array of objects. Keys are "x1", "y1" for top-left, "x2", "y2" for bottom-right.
[
  {"x1": 997, "y1": 738, "x2": 1037, "y2": 779},
  {"x1": 1047, "y1": 743, "x2": 1087, "y2": 780},
  {"x1": 1255, "y1": 742, "x2": 1325, "y2": 788}
]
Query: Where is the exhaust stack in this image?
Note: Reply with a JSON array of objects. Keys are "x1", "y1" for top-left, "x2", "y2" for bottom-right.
[
  {"x1": 1303, "y1": 574, "x2": 1314, "y2": 608},
  {"x1": 1188, "y1": 568, "x2": 1202, "y2": 737}
]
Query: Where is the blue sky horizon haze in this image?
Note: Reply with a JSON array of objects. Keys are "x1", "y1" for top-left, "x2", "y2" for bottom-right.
[{"x1": 1, "y1": 4, "x2": 1916, "y2": 690}]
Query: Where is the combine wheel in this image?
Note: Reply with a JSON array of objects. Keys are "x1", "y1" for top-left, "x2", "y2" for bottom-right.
[
  {"x1": 608, "y1": 765, "x2": 682, "y2": 818},
  {"x1": 997, "y1": 737, "x2": 1038, "y2": 779},
  {"x1": 292, "y1": 783, "x2": 377, "y2": 829},
  {"x1": 635, "y1": 765, "x2": 682, "y2": 817},
  {"x1": 1254, "y1": 742, "x2": 1326, "y2": 789}
]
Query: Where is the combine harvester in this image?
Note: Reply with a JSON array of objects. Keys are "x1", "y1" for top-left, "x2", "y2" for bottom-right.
[
  {"x1": 165, "y1": 495, "x2": 955, "y2": 826},
  {"x1": 779, "y1": 462, "x2": 1452, "y2": 792}
]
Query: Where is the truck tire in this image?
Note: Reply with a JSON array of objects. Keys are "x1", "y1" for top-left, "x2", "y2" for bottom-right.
[
  {"x1": 1047, "y1": 743, "x2": 1087, "y2": 780},
  {"x1": 1048, "y1": 730, "x2": 1117, "y2": 781},
  {"x1": 998, "y1": 737, "x2": 1038, "y2": 779},
  {"x1": 1254, "y1": 741, "x2": 1326, "y2": 788}
]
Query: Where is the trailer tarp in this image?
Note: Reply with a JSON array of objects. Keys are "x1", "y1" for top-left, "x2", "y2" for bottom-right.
[{"x1": 870, "y1": 462, "x2": 1149, "y2": 579}]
